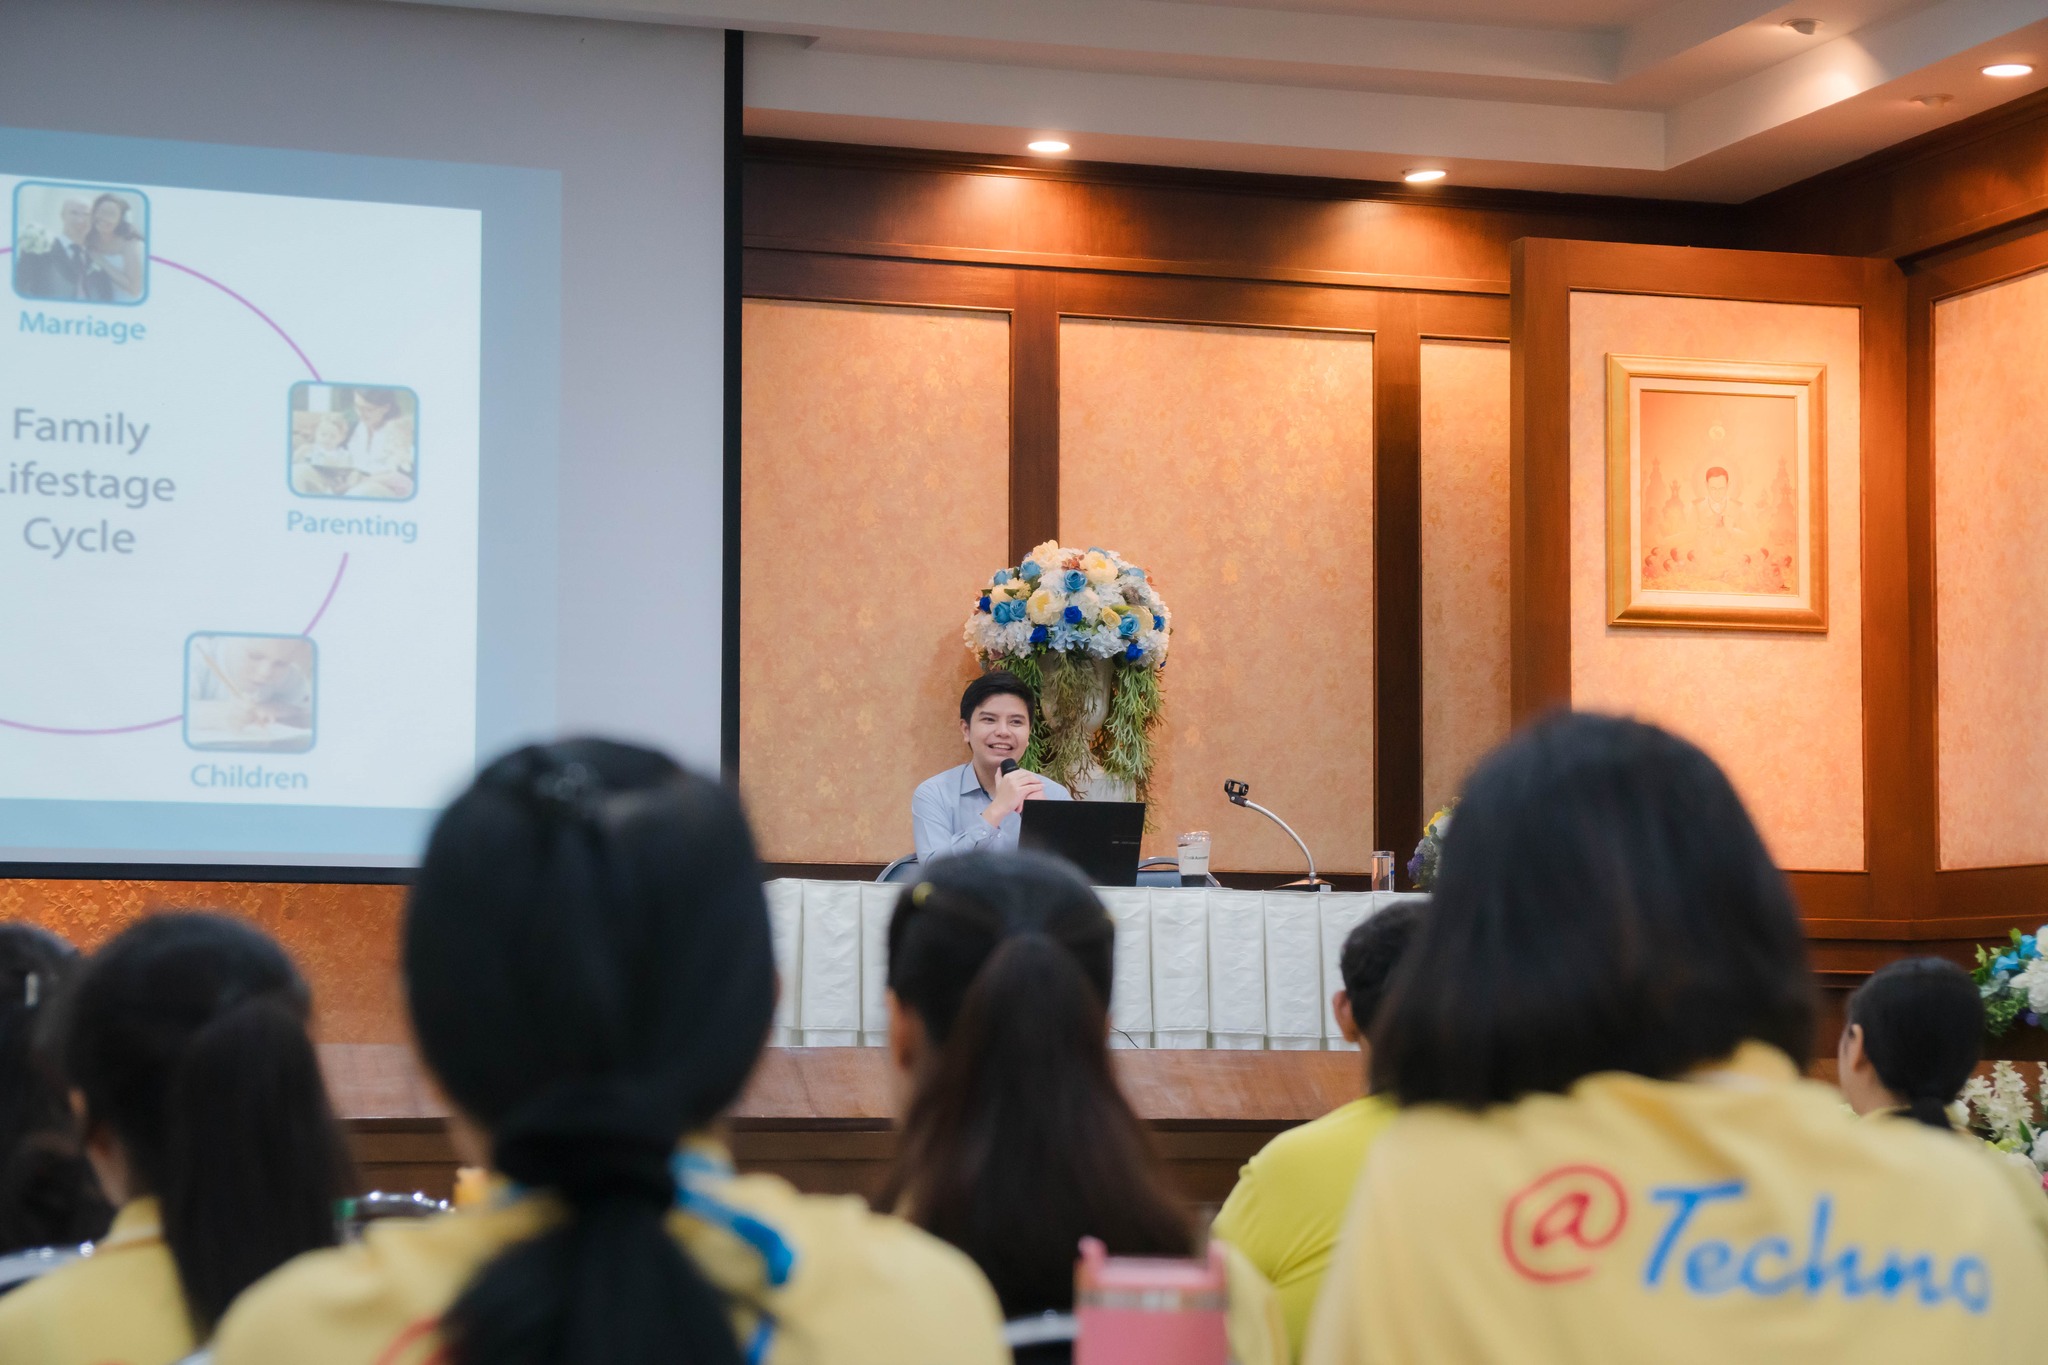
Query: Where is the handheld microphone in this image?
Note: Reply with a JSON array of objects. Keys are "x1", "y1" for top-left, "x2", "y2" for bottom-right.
[{"x1": 999, "y1": 759, "x2": 1021, "y2": 777}]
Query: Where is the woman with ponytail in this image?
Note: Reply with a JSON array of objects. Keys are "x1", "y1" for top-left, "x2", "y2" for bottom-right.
[
  {"x1": 0, "y1": 913, "x2": 353, "y2": 1362},
  {"x1": 0, "y1": 925, "x2": 109, "y2": 1264},
  {"x1": 213, "y1": 739, "x2": 1006, "y2": 1365},
  {"x1": 1838, "y1": 957, "x2": 1987, "y2": 1130},
  {"x1": 885, "y1": 851, "x2": 1284, "y2": 1365}
]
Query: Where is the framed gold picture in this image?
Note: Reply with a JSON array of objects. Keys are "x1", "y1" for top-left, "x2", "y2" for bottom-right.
[{"x1": 1606, "y1": 354, "x2": 1827, "y2": 633}]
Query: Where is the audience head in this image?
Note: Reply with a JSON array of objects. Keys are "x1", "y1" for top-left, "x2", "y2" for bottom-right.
[
  {"x1": 1334, "y1": 900, "x2": 1424, "y2": 1055},
  {"x1": 57, "y1": 912, "x2": 352, "y2": 1332},
  {"x1": 1840, "y1": 957, "x2": 1983, "y2": 1129},
  {"x1": 0, "y1": 924, "x2": 109, "y2": 1256},
  {"x1": 884, "y1": 850, "x2": 1189, "y2": 1317},
  {"x1": 1373, "y1": 711, "x2": 1814, "y2": 1107},
  {"x1": 406, "y1": 738, "x2": 776, "y2": 1365}
]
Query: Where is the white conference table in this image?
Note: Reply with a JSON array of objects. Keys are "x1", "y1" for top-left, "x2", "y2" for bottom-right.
[{"x1": 764, "y1": 880, "x2": 1428, "y2": 1052}]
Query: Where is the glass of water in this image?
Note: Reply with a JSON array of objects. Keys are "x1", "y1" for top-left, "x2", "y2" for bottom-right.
[
  {"x1": 1178, "y1": 830, "x2": 1212, "y2": 887},
  {"x1": 1371, "y1": 849, "x2": 1396, "y2": 892}
]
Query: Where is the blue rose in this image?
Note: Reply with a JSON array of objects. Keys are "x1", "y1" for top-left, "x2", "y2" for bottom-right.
[
  {"x1": 1063, "y1": 605, "x2": 1084, "y2": 624},
  {"x1": 1127, "y1": 567, "x2": 1147, "y2": 581},
  {"x1": 1117, "y1": 613, "x2": 1139, "y2": 638},
  {"x1": 1124, "y1": 643, "x2": 1144, "y2": 663},
  {"x1": 1997, "y1": 953, "x2": 2020, "y2": 974},
  {"x1": 1152, "y1": 614, "x2": 1164, "y2": 630},
  {"x1": 994, "y1": 568, "x2": 1012, "y2": 585},
  {"x1": 1062, "y1": 569, "x2": 1086, "y2": 592},
  {"x1": 1030, "y1": 625, "x2": 1049, "y2": 645},
  {"x1": 2024, "y1": 937, "x2": 2041, "y2": 960},
  {"x1": 978, "y1": 595, "x2": 992, "y2": 613},
  {"x1": 1021, "y1": 561, "x2": 1042, "y2": 582}
]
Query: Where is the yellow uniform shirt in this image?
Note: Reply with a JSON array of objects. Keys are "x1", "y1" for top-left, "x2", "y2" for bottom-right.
[
  {"x1": 1304, "y1": 1043, "x2": 2048, "y2": 1365},
  {"x1": 0, "y1": 1199, "x2": 195, "y2": 1365},
  {"x1": 212, "y1": 1141, "x2": 1007, "y2": 1365},
  {"x1": 1213, "y1": 1095, "x2": 1396, "y2": 1360}
]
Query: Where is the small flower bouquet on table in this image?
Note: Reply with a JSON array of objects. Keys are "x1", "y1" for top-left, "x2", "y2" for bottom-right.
[
  {"x1": 1971, "y1": 927, "x2": 2048, "y2": 1036},
  {"x1": 964, "y1": 540, "x2": 1170, "y2": 798},
  {"x1": 1407, "y1": 802, "x2": 1456, "y2": 891}
]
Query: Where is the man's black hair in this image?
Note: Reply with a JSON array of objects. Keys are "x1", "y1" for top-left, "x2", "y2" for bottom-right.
[
  {"x1": 1339, "y1": 900, "x2": 1424, "y2": 1032},
  {"x1": 960, "y1": 670, "x2": 1038, "y2": 724}
]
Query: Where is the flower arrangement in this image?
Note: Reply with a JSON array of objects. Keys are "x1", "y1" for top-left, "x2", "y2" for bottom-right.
[
  {"x1": 15, "y1": 221, "x2": 53, "y2": 255},
  {"x1": 1971, "y1": 927, "x2": 2048, "y2": 1036},
  {"x1": 1407, "y1": 802, "x2": 1456, "y2": 891},
  {"x1": 1957, "y1": 1061, "x2": 2048, "y2": 1189},
  {"x1": 964, "y1": 540, "x2": 1171, "y2": 797}
]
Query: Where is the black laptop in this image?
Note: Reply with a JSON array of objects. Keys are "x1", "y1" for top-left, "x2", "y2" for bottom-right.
[{"x1": 1018, "y1": 800, "x2": 1146, "y2": 887}]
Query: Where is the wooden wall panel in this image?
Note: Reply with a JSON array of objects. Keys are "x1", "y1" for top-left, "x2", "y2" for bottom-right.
[
  {"x1": 739, "y1": 300, "x2": 1010, "y2": 864},
  {"x1": 1933, "y1": 264, "x2": 2048, "y2": 870},
  {"x1": 0, "y1": 878, "x2": 405, "y2": 1043},
  {"x1": 1513, "y1": 240, "x2": 1912, "y2": 935},
  {"x1": 1059, "y1": 319, "x2": 1376, "y2": 873},
  {"x1": 747, "y1": 140, "x2": 1737, "y2": 296},
  {"x1": 1567, "y1": 293, "x2": 1867, "y2": 873},
  {"x1": 1420, "y1": 339, "x2": 1512, "y2": 815},
  {"x1": 1746, "y1": 87, "x2": 2048, "y2": 262}
]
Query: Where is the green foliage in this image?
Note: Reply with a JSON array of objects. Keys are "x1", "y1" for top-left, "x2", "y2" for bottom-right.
[
  {"x1": 1097, "y1": 664, "x2": 1162, "y2": 801},
  {"x1": 1036, "y1": 655, "x2": 1099, "y2": 792},
  {"x1": 1985, "y1": 989, "x2": 2025, "y2": 1039}
]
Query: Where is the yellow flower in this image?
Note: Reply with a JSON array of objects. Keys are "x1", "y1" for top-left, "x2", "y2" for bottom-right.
[
  {"x1": 1082, "y1": 551, "x2": 1116, "y2": 585},
  {"x1": 1027, "y1": 588, "x2": 1063, "y2": 625}
]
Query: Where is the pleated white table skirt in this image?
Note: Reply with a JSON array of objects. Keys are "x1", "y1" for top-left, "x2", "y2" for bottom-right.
[{"x1": 763, "y1": 880, "x2": 1429, "y2": 1051}]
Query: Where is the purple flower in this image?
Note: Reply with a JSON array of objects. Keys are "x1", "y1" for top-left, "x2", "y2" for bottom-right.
[{"x1": 2028, "y1": 1012, "x2": 2041, "y2": 1027}]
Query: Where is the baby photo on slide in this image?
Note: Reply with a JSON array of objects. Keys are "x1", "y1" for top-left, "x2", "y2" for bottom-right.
[
  {"x1": 184, "y1": 633, "x2": 316, "y2": 754},
  {"x1": 288, "y1": 382, "x2": 418, "y2": 501},
  {"x1": 11, "y1": 181, "x2": 148, "y2": 305}
]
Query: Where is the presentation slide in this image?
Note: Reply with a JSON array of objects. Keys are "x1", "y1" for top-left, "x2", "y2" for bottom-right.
[{"x1": 0, "y1": 126, "x2": 561, "y2": 868}]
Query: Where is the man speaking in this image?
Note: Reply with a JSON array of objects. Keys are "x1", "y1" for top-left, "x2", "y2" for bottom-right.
[{"x1": 911, "y1": 671, "x2": 1071, "y2": 864}]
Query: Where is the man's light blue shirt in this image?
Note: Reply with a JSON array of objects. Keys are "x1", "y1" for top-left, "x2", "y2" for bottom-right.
[{"x1": 911, "y1": 762, "x2": 1072, "y2": 864}]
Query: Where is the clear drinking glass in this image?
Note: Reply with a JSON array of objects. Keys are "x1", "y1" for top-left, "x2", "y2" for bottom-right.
[
  {"x1": 1178, "y1": 830, "x2": 1213, "y2": 887},
  {"x1": 1370, "y1": 849, "x2": 1396, "y2": 892}
]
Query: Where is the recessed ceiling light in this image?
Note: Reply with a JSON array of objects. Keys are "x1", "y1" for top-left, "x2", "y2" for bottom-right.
[
  {"x1": 1403, "y1": 168, "x2": 1448, "y2": 183},
  {"x1": 1026, "y1": 139, "x2": 1071, "y2": 154},
  {"x1": 1781, "y1": 18, "x2": 1820, "y2": 35},
  {"x1": 1911, "y1": 93, "x2": 1954, "y2": 107},
  {"x1": 1982, "y1": 63, "x2": 2035, "y2": 78}
]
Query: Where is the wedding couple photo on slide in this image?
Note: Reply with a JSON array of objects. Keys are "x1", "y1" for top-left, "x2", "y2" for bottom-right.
[{"x1": 10, "y1": 180, "x2": 147, "y2": 304}]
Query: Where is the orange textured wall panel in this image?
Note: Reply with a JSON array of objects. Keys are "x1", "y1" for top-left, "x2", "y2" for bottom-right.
[
  {"x1": 740, "y1": 300, "x2": 1010, "y2": 864},
  {"x1": 1420, "y1": 339, "x2": 1511, "y2": 815},
  {"x1": 0, "y1": 879, "x2": 405, "y2": 1043},
  {"x1": 1059, "y1": 319, "x2": 1375, "y2": 874},
  {"x1": 1934, "y1": 265, "x2": 2048, "y2": 869},
  {"x1": 1568, "y1": 293, "x2": 1865, "y2": 872}
]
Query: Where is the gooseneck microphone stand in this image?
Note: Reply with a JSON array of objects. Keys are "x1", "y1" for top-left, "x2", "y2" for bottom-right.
[{"x1": 1224, "y1": 779, "x2": 1331, "y2": 892}]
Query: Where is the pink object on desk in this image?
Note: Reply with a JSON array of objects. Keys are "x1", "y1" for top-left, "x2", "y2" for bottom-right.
[{"x1": 1074, "y1": 1236, "x2": 1229, "y2": 1365}]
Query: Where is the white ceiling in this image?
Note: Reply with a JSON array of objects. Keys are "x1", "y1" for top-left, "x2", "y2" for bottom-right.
[{"x1": 407, "y1": 0, "x2": 2048, "y2": 199}]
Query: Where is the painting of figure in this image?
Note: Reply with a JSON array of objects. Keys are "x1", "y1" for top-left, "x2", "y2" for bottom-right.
[{"x1": 1606, "y1": 355, "x2": 1826, "y2": 632}]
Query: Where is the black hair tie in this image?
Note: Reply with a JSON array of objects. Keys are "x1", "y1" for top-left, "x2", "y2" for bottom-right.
[
  {"x1": 493, "y1": 1080, "x2": 679, "y2": 1209},
  {"x1": 496, "y1": 1128, "x2": 674, "y2": 1208}
]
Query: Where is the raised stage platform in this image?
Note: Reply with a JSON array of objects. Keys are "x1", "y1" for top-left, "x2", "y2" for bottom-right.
[{"x1": 326, "y1": 1043, "x2": 1362, "y2": 1209}]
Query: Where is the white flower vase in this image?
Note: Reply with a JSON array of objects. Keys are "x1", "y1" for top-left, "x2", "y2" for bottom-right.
[{"x1": 1042, "y1": 656, "x2": 1135, "y2": 802}]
